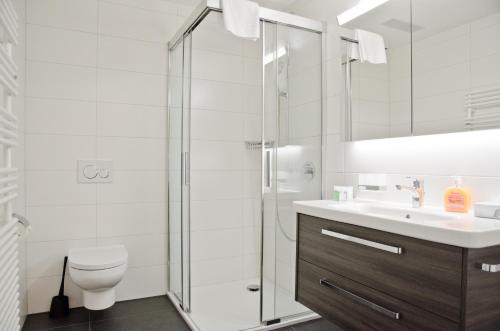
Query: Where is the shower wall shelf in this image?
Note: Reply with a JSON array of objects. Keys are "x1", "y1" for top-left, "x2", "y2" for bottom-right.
[{"x1": 245, "y1": 141, "x2": 275, "y2": 151}]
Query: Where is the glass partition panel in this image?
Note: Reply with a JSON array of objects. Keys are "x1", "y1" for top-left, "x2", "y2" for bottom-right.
[
  {"x1": 168, "y1": 32, "x2": 192, "y2": 312},
  {"x1": 261, "y1": 21, "x2": 322, "y2": 322},
  {"x1": 168, "y1": 38, "x2": 184, "y2": 304}
]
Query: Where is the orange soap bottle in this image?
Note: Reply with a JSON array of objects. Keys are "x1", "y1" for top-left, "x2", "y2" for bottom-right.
[{"x1": 444, "y1": 177, "x2": 471, "y2": 213}]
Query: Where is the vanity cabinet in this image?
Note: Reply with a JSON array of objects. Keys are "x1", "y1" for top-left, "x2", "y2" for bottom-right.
[{"x1": 295, "y1": 213, "x2": 500, "y2": 330}]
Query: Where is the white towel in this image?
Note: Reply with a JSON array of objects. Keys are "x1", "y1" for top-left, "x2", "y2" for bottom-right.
[
  {"x1": 222, "y1": 0, "x2": 260, "y2": 41},
  {"x1": 352, "y1": 29, "x2": 387, "y2": 64}
]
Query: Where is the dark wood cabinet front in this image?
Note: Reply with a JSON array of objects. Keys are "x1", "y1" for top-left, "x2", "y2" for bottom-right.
[{"x1": 295, "y1": 213, "x2": 500, "y2": 331}]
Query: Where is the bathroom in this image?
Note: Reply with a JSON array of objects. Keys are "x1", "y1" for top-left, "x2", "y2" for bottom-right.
[{"x1": 1, "y1": 0, "x2": 500, "y2": 330}]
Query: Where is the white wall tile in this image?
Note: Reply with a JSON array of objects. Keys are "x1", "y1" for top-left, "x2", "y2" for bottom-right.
[
  {"x1": 27, "y1": 24, "x2": 97, "y2": 66},
  {"x1": 97, "y1": 203, "x2": 166, "y2": 237},
  {"x1": 27, "y1": 205, "x2": 97, "y2": 241},
  {"x1": 191, "y1": 140, "x2": 243, "y2": 171},
  {"x1": 26, "y1": 98, "x2": 96, "y2": 135},
  {"x1": 97, "y1": 137, "x2": 166, "y2": 170},
  {"x1": 191, "y1": 228, "x2": 243, "y2": 261},
  {"x1": 243, "y1": 58, "x2": 261, "y2": 86},
  {"x1": 191, "y1": 200, "x2": 243, "y2": 231},
  {"x1": 27, "y1": 0, "x2": 98, "y2": 33},
  {"x1": 97, "y1": 69, "x2": 166, "y2": 106},
  {"x1": 190, "y1": 171, "x2": 244, "y2": 201},
  {"x1": 192, "y1": 21, "x2": 243, "y2": 56},
  {"x1": 26, "y1": 134, "x2": 96, "y2": 170},
  {"x1": 98, "y1": 35, "x2": 167, "y2": 74},
  {"x1": 27, "y1": 61, "x2": 97, "y2": 101},
  {"x1": 26, "y1": 171, "x2": 96, "y2": 206},
  {"x1": 191, "y1": 109, "x2": 244, "y2": 141},
  {"x1": 100, "y1": 0, "x2": 178, "y2": 14},
  {"x1": 97, "y1": 103, "x2": 166, "y2": 138},
  {"x1": 98, "y1": 2, "x2": 178, "y2": 43},
  {"x1": 191, "y1": 79, "x2": 244, "y2": 112},
  {"x1": 191, "y1": 49, "x2": 244, "y2": 83},
  {"x1": 97, "y1": 171, "x2": 165, "y2": 204}
]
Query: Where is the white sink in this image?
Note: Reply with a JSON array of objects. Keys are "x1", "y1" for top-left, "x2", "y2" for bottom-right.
[
  {"x1": 331, "y1": 202, "x2": 459, "y2": 223},
  {"x1": 293, "y1": 199, "x2": 500, "y2": 248}
]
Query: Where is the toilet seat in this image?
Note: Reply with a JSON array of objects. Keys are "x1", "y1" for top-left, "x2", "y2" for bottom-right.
[{"x1": 68, "y1": 245, "x2": 128, "y2": 271}]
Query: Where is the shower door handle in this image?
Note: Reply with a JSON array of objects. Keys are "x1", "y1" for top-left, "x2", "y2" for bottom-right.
[
  {"x1": 264, "y1": 150, "x2": 271, "y2": 188},
  {"x1": 183, "y1": 152, "x2": 190, "y2": 186}
]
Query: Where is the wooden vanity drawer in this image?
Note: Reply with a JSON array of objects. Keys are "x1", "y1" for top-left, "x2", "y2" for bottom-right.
[
  {"x1": 296, "y1": 259, "x2": 459, "y2": 331},
  {"x1": 297, "y1": 214, "x2": 463, "y2": 322}
]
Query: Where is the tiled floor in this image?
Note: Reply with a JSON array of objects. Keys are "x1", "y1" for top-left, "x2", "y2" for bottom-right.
[
  {"x1": 22, "y1": 296, "x2": 190, "y2": 331},
  {"x1": 277, "y1": 318, "x2": 343, "y2": 331},
  {"x1": 22, "y1": 295, "x2": 340, "y2": 331}
]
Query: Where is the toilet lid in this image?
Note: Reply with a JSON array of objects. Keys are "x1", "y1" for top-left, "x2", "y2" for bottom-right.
[{"x1": 68, "y1": 245, "x2": 128, "y2": 270}]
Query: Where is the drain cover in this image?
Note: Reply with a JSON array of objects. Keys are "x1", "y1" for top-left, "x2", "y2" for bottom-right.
[{"x1": 246, "y1": 284, "x2": 260, "y2": 292}]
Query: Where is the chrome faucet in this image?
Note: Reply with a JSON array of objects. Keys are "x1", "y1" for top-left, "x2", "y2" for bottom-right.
[{"x1": 395, "y1": 177, "x2": 425, "y2": 208}]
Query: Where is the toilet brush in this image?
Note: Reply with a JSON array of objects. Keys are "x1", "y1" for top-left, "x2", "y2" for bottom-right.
[{"x1": 49, "y1": 256, "x2": 70, "y2": 318}]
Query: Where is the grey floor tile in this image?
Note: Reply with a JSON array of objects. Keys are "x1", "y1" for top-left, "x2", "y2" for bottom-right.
[
  {"x1": 290, "y1": 318, "x2": 344, "y2": 331},
  {"x1": 22, "y1": 308, "x2": 89, "y2": 331},
  {"x1": 90, "y1": 309, "x2": 190, "y2": 331},
  {"x1": 50, "y1": 324, "x2": 90, "y2": 331},
  {"x1": 89, "y1": 296, "x2": 175, "y2": 322}
]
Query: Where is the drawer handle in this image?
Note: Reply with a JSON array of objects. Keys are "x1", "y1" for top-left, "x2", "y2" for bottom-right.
[
  {"x1": 321, "y1": 229, "x2": 403, "y2": 254},
  {"x1": 476, "y1": 262, "x2": 500, "y2": 273},
  {"x1": 320, "y1": 278, "x2": 401, "y2": 320}
]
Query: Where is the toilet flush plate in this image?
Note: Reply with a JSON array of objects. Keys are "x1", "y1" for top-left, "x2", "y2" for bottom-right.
[{"x1": 78, "y1": 160, "x2": 113, "y2": 183}]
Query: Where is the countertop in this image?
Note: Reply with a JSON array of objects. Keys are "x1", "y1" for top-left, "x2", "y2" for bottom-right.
[{"x1": 294, "y1": 200, "x2": 500, "y2": 248}]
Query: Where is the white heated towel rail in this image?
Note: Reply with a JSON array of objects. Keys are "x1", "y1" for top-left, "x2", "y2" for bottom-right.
[
  {"x1": 465, "y1": 87, "x2": 500, "y2": 130},
  {"x1": 0, "y1": 0, "x2": 20, "y2": 330}
]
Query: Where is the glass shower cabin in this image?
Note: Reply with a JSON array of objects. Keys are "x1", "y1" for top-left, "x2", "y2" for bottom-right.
[{"x1": 168, "y1": 4, "x2": 322, "y2": 330}]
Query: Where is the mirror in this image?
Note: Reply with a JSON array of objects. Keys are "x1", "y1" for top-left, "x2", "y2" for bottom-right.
[
  {"x1": 340, "y1": 0, "x2": 412, "y2": 140},
  {"x1": 341, "y1": 0, "x2": 500, "y2": 141},
  {"x1": 412, "y1": 0, "x2": 500, "y2": 135}
]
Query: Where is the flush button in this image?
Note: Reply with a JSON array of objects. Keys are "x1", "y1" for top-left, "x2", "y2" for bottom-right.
[
  {"x1": 83, "y1": 165, "x2": 98, "y2": 179},
  {"x1": 78, "y1": 160, "x2": 113, "y2": 183}
]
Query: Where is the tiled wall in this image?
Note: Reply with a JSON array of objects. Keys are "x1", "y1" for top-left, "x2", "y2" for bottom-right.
[
  {"x1": 189, "y1": 12, "x2": 262, "y2": 288},
  {"x1": 23, "y1": 0, "x2": 192, "y2": 314},
  {"x1": 324, "y1": 14, "x2": 500, "y2": 210}
]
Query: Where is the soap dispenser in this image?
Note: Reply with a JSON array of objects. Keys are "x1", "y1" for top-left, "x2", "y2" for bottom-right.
[{"x1": 444, "y1": 176, "x2": 471, "y2": 213}]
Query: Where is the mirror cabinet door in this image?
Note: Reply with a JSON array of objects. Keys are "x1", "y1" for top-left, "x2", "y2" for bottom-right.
[
  {"x1": 340, "y1": 0, "x2": 412, "y2": 141},
  {"x1": 412, "y1": 0, "x2": 500, "y2": 136},
  {"x1": 341, "y1": 0, "x2": 500, "y2": 141}
]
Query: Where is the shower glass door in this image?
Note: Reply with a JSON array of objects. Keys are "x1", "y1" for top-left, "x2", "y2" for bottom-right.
[
  {"x1": 261, "y1": 22, "x2": 323, "y2": 322},
  {"x1": 168, "y1": 32, "x2": 192, "y2": 312}
]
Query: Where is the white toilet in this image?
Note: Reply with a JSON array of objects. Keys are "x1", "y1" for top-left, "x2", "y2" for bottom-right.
[{"x1": 68, "y1": 245, "x2": 128, "y2": 310}]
